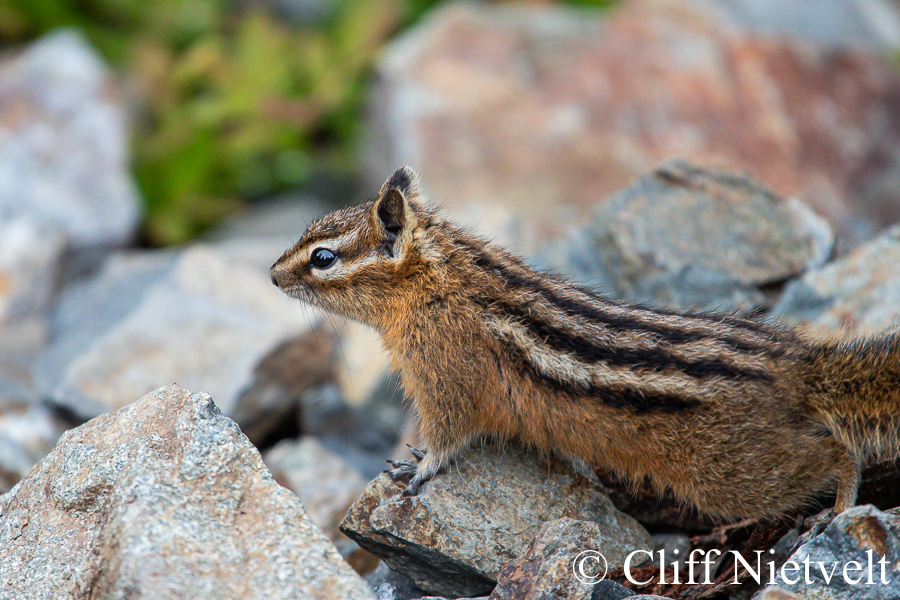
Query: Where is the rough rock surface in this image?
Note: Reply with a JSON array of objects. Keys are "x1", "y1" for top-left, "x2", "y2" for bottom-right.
[
  {"x1": 368, "y1": 0, "x2": 900, "y2": 248},
  {"x1": 755, "y1": 587, "x2": 804, "y2": 600},
  {"x1": 489, "y1": 518, "x2": 644, "y2": 600},
  {"x1": 593, "y1": 581, "x2": 636, "y2": 600},
  {"x1": 765, "y1": 504, "x2": 900, "y2": 598},
  {"x1": 0, "y1": 29, "x2": 141, "y2": 319},
  {"x1": 774, "y1": 223, "x2": 900, "y2": 332},
  {"x1": 0, "y1": 384, "x2": 375, "y2": 600},
  {"x1": 340, "y1": 442, "x2": 651, "y2": 598},
  {"x1": 543, "y1": 161, "x2": 833, "y2": 313},
  {"x1": 365, "y1": 562, "x2": 431, "y2": 600},
  {"x1": 33, "y1": 240, "x2": 318, "y2": 420}
]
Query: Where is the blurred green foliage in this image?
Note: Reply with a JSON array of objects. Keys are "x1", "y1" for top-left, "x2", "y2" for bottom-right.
[
  {"x1": 0, "y1": 0, "x2": 613, "y2": 245},
  {"x1": 128, "y1": 2, "x2": 411, "y2": 245},
  {"x1": 0, "y1": 0, "x2": 440, "y2": 244}
]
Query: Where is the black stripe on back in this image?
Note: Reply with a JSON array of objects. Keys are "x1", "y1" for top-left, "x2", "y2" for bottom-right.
[
  {"x1": 477, "y1": 296, "x2": 773, "y2": 383},
  {"x1": 502, "y1": 340, "x2": 702, "y2": 413},
  {"x1": 468, "y1": 244, "x2": 782, "y2": 357}
]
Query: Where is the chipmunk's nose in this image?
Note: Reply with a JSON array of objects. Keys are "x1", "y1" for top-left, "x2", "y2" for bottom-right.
[{"x1": 269, "y1": 266, "x2": 282, "y2": 288}]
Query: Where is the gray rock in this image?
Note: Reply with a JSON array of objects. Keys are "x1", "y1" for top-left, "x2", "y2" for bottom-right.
[
  {"x1": 241, "y1": 318, "x2": 410, "y2": 480},
  {"x1": 0, "y1": 317, "x2": 46, "y2": 396},
  {"x1": 202, "y1": 193, "x2": 331, "y2": 243},
  {"x1": 0, "y1": 401, "x2": 66, "y2": 493},
  {"x1": 592, "y1": 580, "x2": 634, "y2": 600},
  {"x1": 546, "y1": 161, "x2": 833, "y2": 313},
  {"x1": 263, "y1": 435, "x2": 367, "y2": 541},
  {"x1": 0, "y1": 217, "x2": 67, "y2": 325},
  {"x1": 420, "y1": 597, "x2": 489, "y2": 600},
  {"x1": 774, "y1": 223, "x2": 900, "y2": 331},
  {"x1": 489, "y1": 517, "x2": 648, "y2": 600},
  {"x1": 314, "y1": 384, "x2": 405, "y2": 482},
  {"x1": 365, "y1": 562, "x2": 430, "y2": 600},
  {"x1": 0, "y1": 29, "x2": 141, "y2": 280},
  {"x1": 300, "y1": 382, "x2": 353, "y2": 438},
  {"x1": 335, "y1": 321, "x2": 393, "y2": 406},
  {"x1": 340, "y1": 442, "x2": 652, "y2": 598},
  {"x1": 33, "y1": 240, "x2": 318, "y2": 421},
  {"x1": 765, "y1": 504, "x2": 900, "y2": 598},
  {"x1": 715, "y1": 0, "x2": 900, "y2": 49},
  {"x1": 351, "y1": 371, "x2": 408, "y2": 456},
  {"x1": 318, "y1": 320, "x2": 413, "y2": 479},
  {"x1": 0, "y1": 360, "x2": 64, "y2": 495},
  {"x1": 650, "y1": 532, "x2": 692, "y2": 571},
  {"x1": 0, "y1": 384, "x2": 375, "y2": 600},
  {"x1": 754, "y1": 588, "x2": 804, "y2": 600}
]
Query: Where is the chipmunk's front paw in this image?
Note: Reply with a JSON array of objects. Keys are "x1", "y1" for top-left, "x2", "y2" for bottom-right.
[
  {"x1": 384, "y1": 444, "x2": 439, "y2": 497},
  {"x1": 385, "y1": 459, "x2": 418, "y2": 480}
]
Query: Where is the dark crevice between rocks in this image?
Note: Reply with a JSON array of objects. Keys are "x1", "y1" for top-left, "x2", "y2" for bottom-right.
[{"x1": 341, "y1": 526, "x2": 497, "y2": 598}]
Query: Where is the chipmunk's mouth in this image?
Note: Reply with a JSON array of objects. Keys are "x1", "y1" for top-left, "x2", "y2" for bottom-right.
[{"x1": 278, "y1": 282, "x2": 314, "y2": 304}]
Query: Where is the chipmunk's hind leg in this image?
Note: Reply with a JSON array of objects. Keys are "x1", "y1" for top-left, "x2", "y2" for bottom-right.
[
  {"x1": 833, "y1": 455, "x2": 861, "y2": 514},
  {"x1": 798, "y1": 454, "x2": 861, "y2": 545}
]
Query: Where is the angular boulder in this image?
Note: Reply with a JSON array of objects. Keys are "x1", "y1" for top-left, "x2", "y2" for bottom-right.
[
  {"x1": 368, "y1": 1, "x2": 900, "y2": 248},
  {"x1": 340, "y1": 442, "x2": 651, "y2": 598},
  {"x1": 774, "y1": 223, "x2": 900, "y2": 332},
  {"x1": 0, "y1": 384, "x2": 375, "y2": 600},
  {"x1": 545, "y1": 161, "x2": 833, "y2": 313},
  {"x1": 765, "y1": 505, "x2": 900, "y2": 598},
  {"x1": 0, "y1": 30, "x2": 141, "y2": 324},
  {"x1": 33, "y1": 240, "x2": 319, "y2": 421}
]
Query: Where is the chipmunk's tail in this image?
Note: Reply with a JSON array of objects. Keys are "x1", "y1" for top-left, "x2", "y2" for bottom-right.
[{"x1": 804, "y1": 329, "x2": 900, "y2": 463}]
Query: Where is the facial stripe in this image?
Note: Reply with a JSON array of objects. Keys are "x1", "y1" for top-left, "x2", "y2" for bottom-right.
[{"x1": 310, "y1": 252, "x2": 380, "y2": 280}]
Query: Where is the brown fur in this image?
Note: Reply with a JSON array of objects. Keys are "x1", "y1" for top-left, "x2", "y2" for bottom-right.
[{"x1": 270, "y1": 167, "x2": 900, "y2": 521}]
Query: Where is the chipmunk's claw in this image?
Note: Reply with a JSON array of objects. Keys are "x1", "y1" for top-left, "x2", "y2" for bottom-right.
[
  {"x1": 407, "y1": 444, "x2": 427, "y2": 461},
  {"x1": 803, "y1": 508, "x2": 835, "y2": 536},
  {"x1": 790, "y1": 508, "x2": 835, "y2": 553},
  {"x1": 385, "y1": 459, "x2": 418, "y2": 480},
  {"x1": 401, "y1": 469, "x2": 435, "y2": 497},
  {"x1": 384, "y1": 446, "x2": 433, "y2": 496}
]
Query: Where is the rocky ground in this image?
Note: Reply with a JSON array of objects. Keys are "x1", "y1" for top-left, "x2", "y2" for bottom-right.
[{"x1": 3, "y1": 1, "x2": 900, "y2": 599}]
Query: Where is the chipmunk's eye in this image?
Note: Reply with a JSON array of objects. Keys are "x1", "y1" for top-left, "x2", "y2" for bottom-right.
[{"x1": 309, "y1": 248, "x2": 336, "y2": 269}]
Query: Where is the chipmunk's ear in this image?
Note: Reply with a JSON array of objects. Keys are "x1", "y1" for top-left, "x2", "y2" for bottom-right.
[
  {"x1": 378, "y1": 166, "x2": 421, "y2": 201},
  {"x1": 372, "y1": 167, "x2": 421, "y2": 250}
]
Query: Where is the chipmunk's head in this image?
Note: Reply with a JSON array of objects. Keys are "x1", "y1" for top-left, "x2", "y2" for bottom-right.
[{"x1": 270, "y1": 166, "x2": 439, "y2": 325}]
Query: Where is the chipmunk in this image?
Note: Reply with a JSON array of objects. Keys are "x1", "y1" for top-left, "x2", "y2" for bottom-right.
[{"x1": 270, "y1": 166, "x2": 900, "y2": 521}]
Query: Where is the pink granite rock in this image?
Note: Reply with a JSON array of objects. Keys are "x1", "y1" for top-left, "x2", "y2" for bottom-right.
[{"x1": 368, "y1": 1, "x2": 900, "y2": 249}]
